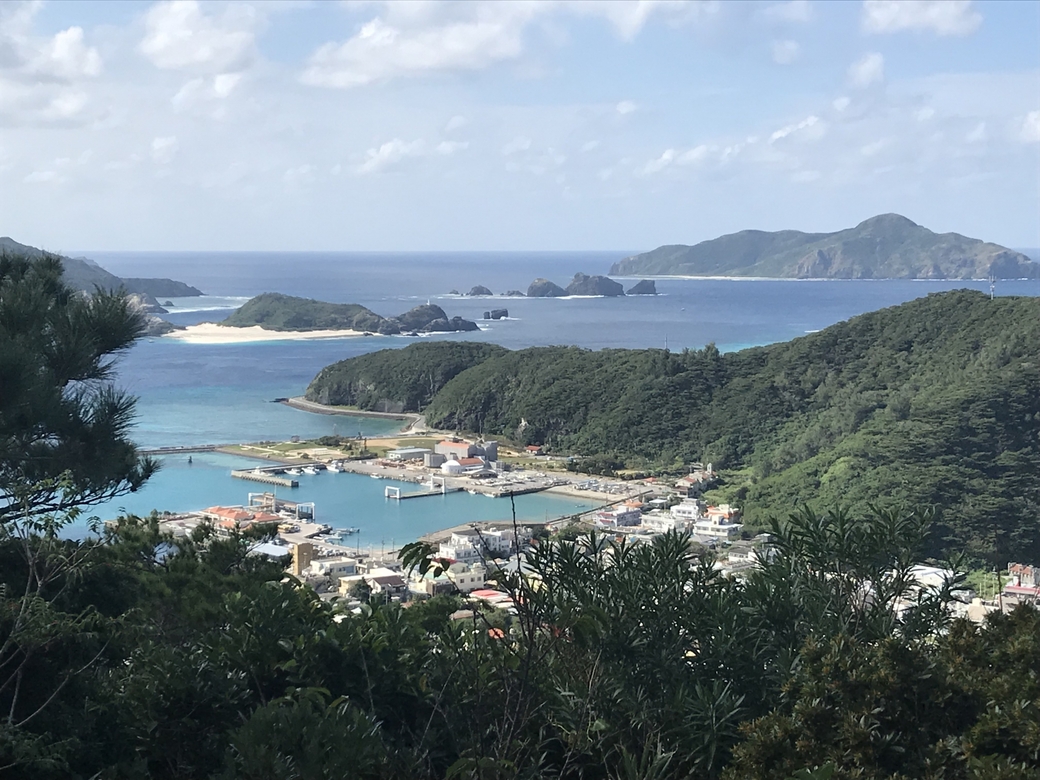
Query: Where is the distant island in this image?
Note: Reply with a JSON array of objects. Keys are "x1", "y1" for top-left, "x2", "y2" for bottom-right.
[
  {"x1": 218, "y1": 293, "x2": 478, "y2": 336},
  {"x1": 0, "y1": 237, "x2": 204, "y2": 298},
  {"x1": 610, "y1": 214, "x2": 1040, "y2": 280}
]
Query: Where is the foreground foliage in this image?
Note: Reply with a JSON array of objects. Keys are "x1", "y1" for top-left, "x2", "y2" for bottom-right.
[
  {"x1": 2, "y1": 507, "x2": 1039, "y2": 779},
  {"x1": 308, "y1": 290, "x2": 1040, "y2": 563}
]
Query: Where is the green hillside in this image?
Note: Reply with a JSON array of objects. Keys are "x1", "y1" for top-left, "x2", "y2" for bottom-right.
[
  {"x1": 0, "y1": 237, "x2": 202, "y2": 296},
  {"x1": 224, "y1": 292, "x2": 388, "y2": 332},
  {"x1": 611, "y1": 214, "x2": 1040, "y2": 279},
  {"x1": 308, "y1": 290, "x2": 1040, "y2": 563}
]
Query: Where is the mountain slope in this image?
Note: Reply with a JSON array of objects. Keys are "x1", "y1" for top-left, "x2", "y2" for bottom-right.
[
  {"x1": 0, "y1": 237, "x2": 203, "y2": 296},
  {"x1": 308, "y1": 290, "x2": 1040, "y2": 563},
  {"x1": 611, "y1": 214, "x2": 1040, "y2": 279}
]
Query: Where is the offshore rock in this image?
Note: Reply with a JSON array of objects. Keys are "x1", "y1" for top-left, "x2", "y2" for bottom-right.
[
  {"x1": 468, "y1": 285, "x2": 493, "y2": 296},
  {"x1": 420, "y1": 316, "x2": 480, "y2": 333},
  {"x1": 566, "y1": 273, "x2": 625, "y2": 296},
  {"x1": 626, "y1": 279, "x2": 658, "y2": 295},
  {"x1": 526, "y1": 278, "x2": 567, "y2": 297}
]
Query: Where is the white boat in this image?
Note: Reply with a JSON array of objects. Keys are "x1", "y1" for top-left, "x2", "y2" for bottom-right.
[
  {"x1": 303, "y1": 466, "x2": 319, "y2": 475},
  {"x1": 327, "y1": 463, "x2": 342, "y2": 473},
  {"x1": 286, "y1": 468, "x2": 302, "y2": 476}
]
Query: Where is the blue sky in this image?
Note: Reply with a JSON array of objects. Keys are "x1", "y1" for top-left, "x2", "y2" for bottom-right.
[{"x1": 2, "y1": 0, "x2": 1038, "y2": 251}]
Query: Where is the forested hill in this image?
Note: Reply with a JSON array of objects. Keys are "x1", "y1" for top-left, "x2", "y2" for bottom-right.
[
  {"x1": 610, "y1": 214, "x2": 1040, "y2": 279},
  {"x1": 224, "y1": 293, "x2": 479, "y2": 335},
  {"x1": 308, "y1": 290, "x2": 1040, "y2": 563},
  {"x1": 0, "y1": 236, "x2": 203, "y2": 296}
]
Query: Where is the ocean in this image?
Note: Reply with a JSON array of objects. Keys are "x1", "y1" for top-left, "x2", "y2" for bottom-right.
[{"x1": 76, "y1": 250, "x2": 1040, "y2": 543}]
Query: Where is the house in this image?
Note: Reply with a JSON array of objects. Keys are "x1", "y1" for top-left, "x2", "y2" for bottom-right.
[
  {"x1": 308, "y1": 556, "x2": 358, "y2": 579},
  {"x1": 1005, "y1": 562, "x2": 1040, "y2": 601},
  {"x1": 447, "y1": 561, "x2": 487, "y2": 593},
  {"x1": 200, "y1": 506, "x2": 281, "y2": 535},
  {"x1": 592, "y1": 506, "x2": 641, "y2": 528},
  {"x1": 691, "y1": 504, "x2": 743, "y2": 540},
  {"x1": 441, "y1": 458, "x2": 465, "y2": 476},
  {"x1": 641, "y1": 512, "x2": 687, "y2": 534},
  {"x1": 670, "y1": 498, "x2": 705, "y2": 522},
  {"x1": 438, "y1": 533, "x2": 483, "y2": 564},
  {"x1": 368, "y1": 573, "x2": 408, "y2": 597},
  {"x1": 525, "y1": 445, "x2": 544, "y2": 455}
]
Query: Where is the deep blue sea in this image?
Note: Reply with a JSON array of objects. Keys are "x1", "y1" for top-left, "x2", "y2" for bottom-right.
[{"x1": 74, "y1": 250, "x2": 1040, "y2": 543}]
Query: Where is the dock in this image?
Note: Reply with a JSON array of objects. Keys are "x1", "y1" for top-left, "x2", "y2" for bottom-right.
[
  {"x1": 385, "y1": 484, "x2": 462, "y2": 500},
  {"x1": 232, "y1": 469, "x2": 298, "y2": 488}
]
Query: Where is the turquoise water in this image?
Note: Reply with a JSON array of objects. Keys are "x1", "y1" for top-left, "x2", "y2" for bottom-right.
[
  {"x1": 83, "y1": 452, "x2": 597, "y2": 548},
  {"x1": 62, "y1": 251, "x2": 1040, "y2": 544}
]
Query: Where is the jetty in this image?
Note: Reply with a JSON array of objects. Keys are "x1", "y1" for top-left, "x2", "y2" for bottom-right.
[
  {"x1": 385, "y1": 477, "x2": 461, "y2": 500},
  {"x1": 232, "y1": 467, "x2": 298, "y2": 488}
]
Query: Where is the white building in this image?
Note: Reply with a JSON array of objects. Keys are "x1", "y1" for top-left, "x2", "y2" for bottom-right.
[
  {"x1": 641, "y1": 512, "x2": 687, "y2": 534},
  {"x1": 592, "y1": 506, "x2": 642, "y2": 528},
  {"x1": 309, "y1": 556, "x2": 358, "y2": 578},
  {"x1": 692, "y1": 504, "x2": 743, "y2": 540},
  {"x1": 670, "y1": 499, "x2": 705, "y2": 522}
]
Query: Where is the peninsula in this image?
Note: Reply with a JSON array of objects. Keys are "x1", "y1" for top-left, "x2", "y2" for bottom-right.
[
  {"x1": 610, "y1": 213, "x2": 1040, "y2": 280},
  {"x1": 306, "y1": 290, "x2": 1040, "y2": 564}
]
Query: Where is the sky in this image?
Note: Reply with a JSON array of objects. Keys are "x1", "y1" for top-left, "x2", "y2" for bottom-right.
[{"x1": 1, "y1": 0, "x2": 1038, "y2": 252}]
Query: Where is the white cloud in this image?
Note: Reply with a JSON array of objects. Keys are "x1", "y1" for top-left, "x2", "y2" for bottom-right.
[
  {"x1": 0, "y1": 5, "x2": 102, "y2": 126},
  {"x1": 445, "y1": 115, "x2": 468, "y2": 132},
  {"x1": 502, "y1": 136, "x2": 532, "y2": 155},
  {"x1": 771, "y1": 40, "x2": 800, "y2": 65},
  {"x1": 571, "y1": 1, "x2": 719, "y2": 41},
  {"x1": 677, "y1": 144, "x2": 712, "y2": 164},
  {"x1": 965, "y1": 122, "x2": 986, "y2": 143},
  {"x1": 580, "y1": 140, "x2": 600, "y2": 152},
  {"x1": 436, "y1": 140, "x2": 469, "y2": 155},
  {"x1": 769, "y1": 114, "x2": 821, "y2": 143},
  {"x1": 862, "y1": 0, "x2": 981, "y2": 36},
  {"x1": 915, "y1": 106, "x2": 935, "y2": 122},
  {"x1": 848, "y1": 52, "x2": 884, "y2": 88},
  {"x1": 833, "y1": 96, "x2": 851, "y2": 112},
  {"x1": 301, "y1": 4, "x2": 537, "y2": 88},
  {"x1": 358, "y1": 138, "x2": 425, "y2": 173},
  {"x1": 283, "y1": 164, "x2": 314, "y2": 184},
  {"x1": 151, "y1": 136, "x2": 179, "y2": 164},
  {"x1": 140, "y1": 1, "x2": 256, "y2": 72},
  {"x1": 27, "y1": 26, "x2": 102, "y2": 80},
  {"x1": 758, "y1": 1, "x2": 812, "y2": 23},
  {"x1": 171, "y1": 73, "x2": 243, "y2": 109},
  {"x1": 300, "y1": 2, "x2": 718, "y2": 88},
  {"x1": 860, "y1": 139, "x2": 888, "y2": 156},
  {"x1": 616, "y1": 100, "x2": 637, "y2": 115},
  {"x1": 639, "y1": 148, "x2": 675, "y2": 175},
  {"x1": 792, "y1": 169, "x2": 820, "y2": 182},
  {"x1": 24, "y1": 169, "x2": 64, "y2": 184},
  {"x1": 1020, "y1": 111, "x2": 1040, "y2": 144}
]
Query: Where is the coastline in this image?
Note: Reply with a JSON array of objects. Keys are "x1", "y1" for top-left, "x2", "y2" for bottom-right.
[
  {"x1": 164, "y1": 322, "x2": 367, "y2": 344},
  {"x1": 281, "y1": 397, "x2": 424, "y2": 431}
]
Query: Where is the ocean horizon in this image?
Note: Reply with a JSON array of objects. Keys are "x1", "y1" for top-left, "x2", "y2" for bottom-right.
[{"x1": 74, "y1": 251, "x2": 1040, "y2": 543}]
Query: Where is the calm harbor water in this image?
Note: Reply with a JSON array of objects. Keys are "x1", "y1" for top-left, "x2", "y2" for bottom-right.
[
  {"x1": 75, "y1": 250, "x2": 1040, "y2": 541},
  {"x1": 88, "y1": 451, "x2": 596, "y2": 553}
]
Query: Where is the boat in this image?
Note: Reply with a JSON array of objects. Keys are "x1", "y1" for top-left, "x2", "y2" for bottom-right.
[
  {"x1": 370, "y1": 474, "x2": 381, "y2": 479},
  {"x1": 302, "y1": 466, "x2": 319, "y2": 475},
  {"x1": 327, "y1": 462, "x2": 342, "y2": 473},
  {"x1": 286, "y1": 468, "x2": 302, "y2": 476}
]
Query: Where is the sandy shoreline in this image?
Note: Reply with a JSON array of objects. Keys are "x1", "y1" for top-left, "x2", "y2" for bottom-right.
[{"x1": 164, "y1": 323, "x2": 366, "y2": 344}]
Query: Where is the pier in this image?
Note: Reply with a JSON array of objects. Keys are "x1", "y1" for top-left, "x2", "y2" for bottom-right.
[
  {"x1": 385, "y1": 477, "x2": 462, "y2": 500},
  {"x1": 232, "y1": 469, "x2": 298, "y2": 488}
]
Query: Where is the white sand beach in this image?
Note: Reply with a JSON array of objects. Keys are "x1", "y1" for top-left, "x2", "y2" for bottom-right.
[{"x1": 164, "y1": 323, "x2": 366, "y2": 344}]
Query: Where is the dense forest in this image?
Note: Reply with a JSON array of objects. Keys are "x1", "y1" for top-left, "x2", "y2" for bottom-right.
[{"x1": 308, "y1": 291, "x2": 1040, "y2": 563}]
